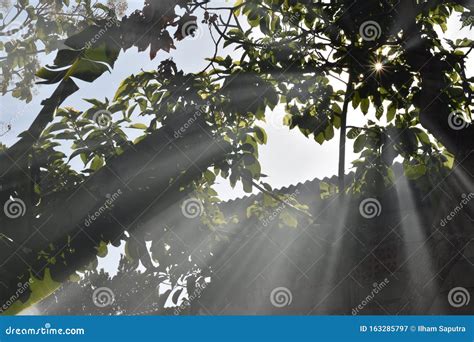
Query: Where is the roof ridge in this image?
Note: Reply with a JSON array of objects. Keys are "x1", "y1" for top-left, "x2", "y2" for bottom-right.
[{"x1": 221, "y1": 170, "x2": 357, "y2": 204}]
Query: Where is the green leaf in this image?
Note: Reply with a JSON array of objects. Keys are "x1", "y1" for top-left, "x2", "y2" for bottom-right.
[
  {"x1": 347, "y1": 128, "x2": 361, "y2": 139},
  {"x1": 404, "y1": 163, "x2": 427, "y2": 180},
  {"x1": 266, "y1": 90, "x2": 279, "y2": 110},
  {"x1": 80, "y1": 153, "x2": 88, "y2": 165},
  {"x1": 204, "y1": 170, "x2": 216, "y2": 183},
  {"x1": 137, "y1": 98, "x2": 148, "y2": 112},
  {"x1": 263, "y1": 193, "x2": 275, "y2": 206},
  {"x1": 324, "y1": 124, "x2": 334, "y2": 140},
  {"x1": 353, "y1": 135, "x2": 366, "y2": 153},
  {"x1": 68, "y1": 148, "x2": 90, "y2": 162},
  {"x1": 280, "y1": 210, "x2": 298, "y2": 228},
  {"x1": 314, "y1": 132, "x2": 325, "y2": 145},
  {"x1": 36, "y1": 67, "x2": 67, "y2": 84},
  {"x1": 375, "y1": 107, "x2": 383, "y2": 120},
  {"x1": 129, "y1": 123, "x2": 148, "y2": 130},
  {"x1": 416, "y1": 130, "x2": 431, "y2": 145},
  {"x1": 84, "y1": 98, "x2": 104, "y2": 107},
  {"x1": 64, "y1": 58, "x2": 110, "y2": 83},
  {"x1": 96, "y1": 241, "x2": 108, "y2": 258},
  {"x1": 253, "y1": 126, "x2": 267, "y2": 144},
  {"x1": 47, "y1": 122, "x2": 69, "y2": 132},
  {"x1": 332, "y1": 103, "x2": 342, "y2": 114},
  {"x1": 114, "y1": 80, "x2": 130, "y2": 101},
  {"x1": 83, "y1": 43, "x2": 119, "y2": 67},
  {"x1": 55, "y1": 131, "x2": 76, "y2": 140},
  {"x1": 352, "y1": 91, "x2": 361, "y2": 109},
  {"x1": 387, "y1": 104, "x2": 396, "y2": 122},
  {"x1": 90, "y1": 155, "x2": 104, "y2": 171},
  {"x1": 241, "y1": 177, "x2": 252, "y2": 193},
  {"x1": 360, "y1": 98, "x2": 369, "y2": 115},
  {"x1": 133, "y1": 135, "x2": 147, "y2": 145}
]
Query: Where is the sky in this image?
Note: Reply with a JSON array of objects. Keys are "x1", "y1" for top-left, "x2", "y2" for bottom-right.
[{"x1": 1, "y1": 1, "x2": 473, "y2": 276}]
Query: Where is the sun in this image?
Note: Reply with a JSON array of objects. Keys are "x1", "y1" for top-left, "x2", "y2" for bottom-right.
[
  {"x1": 374, "y1": 62, "x2": 383, "y2": 71},
  {"x1": 374, "y1": 62, "x2": 384, "y2": 72}
]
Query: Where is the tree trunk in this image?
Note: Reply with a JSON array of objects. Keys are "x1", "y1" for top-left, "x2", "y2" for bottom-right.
[
  {"x1": 0, "y1": 118, "x2": 229, "y2": 310},
  {"x1": 338, "y1": 72, "x2": 355, "y2": 194}
]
